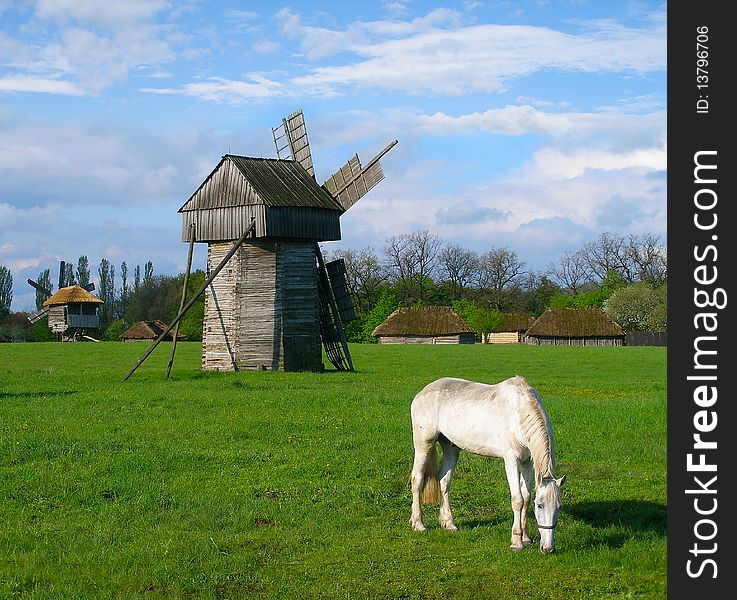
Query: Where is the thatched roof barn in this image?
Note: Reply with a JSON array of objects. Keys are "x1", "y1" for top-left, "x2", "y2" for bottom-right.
[
  {"x1": 42, "y1": 285, "x2": 103, "y2": 339},
  {"x1": 489, "y1": 313, "x2": 535, "y2": 344},
  {"x1": 525, "y1": 307, "x2": 625, "y2": 346},
  {"x1": 372, "y1": 306, "x2": 476, "y2": 344},
  {"x1": 120, "y1": 320, "x2": 185, "y2": 342}
]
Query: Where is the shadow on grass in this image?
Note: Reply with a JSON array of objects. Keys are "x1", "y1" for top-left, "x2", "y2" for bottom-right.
[
  {"x1": 460, "y1": 515, "x2": 509, "y2": 529},
  {"x1": 563, "y1": 499, "x2": 666, "y2": 547},
  {"x1": 0, "y1": 390, "x2": 78, "y2": 399}
]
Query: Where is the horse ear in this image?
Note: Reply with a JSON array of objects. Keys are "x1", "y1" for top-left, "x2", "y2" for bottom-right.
[{"x1": 556, "y1": 475, "x2": 567, "y2": 487}]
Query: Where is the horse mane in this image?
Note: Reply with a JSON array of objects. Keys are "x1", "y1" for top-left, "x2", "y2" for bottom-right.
[{"x1": 510, "y1": 376, "x2": 555, "y2": 483}]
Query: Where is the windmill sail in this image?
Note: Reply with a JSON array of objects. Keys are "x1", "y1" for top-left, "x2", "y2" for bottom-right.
[
  {"x1": 325, "y1": 258, "x2": 357, "y2": 323},
  {"x1": 272, "y1": 109, "x2": 314, "y2": 177},
  {"x1": 323, "y1": 139, "x2": 397, "y2": 212},
  {"x1": 315, "y1": 244, "x2": 353, "y2": 372},
  {"x1": 28, "y1": 307, "x2": 50, "y2": 324}
]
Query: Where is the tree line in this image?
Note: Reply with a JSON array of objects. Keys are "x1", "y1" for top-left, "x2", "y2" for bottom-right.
[
  {"x1": 324, "y1": 230, "x2": 667, "y2": 342},
  {"x1": 0, "y1": 256, "x2": 205, "y2": 342},
  {"x1": 0, "y1": 230, "x2": 666, "y2": 343}
]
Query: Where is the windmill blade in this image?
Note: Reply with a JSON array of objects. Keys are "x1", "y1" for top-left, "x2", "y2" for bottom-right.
[
  {"x1": 28, "y1": 307, "x2": 50, "y2": 324},
  {"x1": 323, "y1": 139, "x2": 397, "y2": 212},
  {"x1": 83, "y1": 282, "x2": 95, "y2": 292},
  {"x1": 58, "y1": 261, "x2": 66, "y2": 289},
  {"x1": 27, "y1": 278, "x2": 52, "y2": 298},
  {"x1": 272, "y1": 109, "x2": 314, "y2": 177}
]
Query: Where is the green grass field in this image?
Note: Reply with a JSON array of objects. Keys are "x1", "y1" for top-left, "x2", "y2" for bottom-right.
[{"x1": 0, "y1": 341, "x2": 666, "y2": 599}]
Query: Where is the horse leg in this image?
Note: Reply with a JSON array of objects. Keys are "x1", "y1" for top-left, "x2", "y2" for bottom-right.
[
  {"x1": 438, "y1": 436, "x2": 460, "y2": 532},
  {"x1": 503, "y1": 456, "x2": 525, "y2": 551},
  {"x1": 519, "y1": 459, "x2": 534, "y2": 547},
  {"x1": 409, "y1": 439, "x2": 434, "y2": 532}
]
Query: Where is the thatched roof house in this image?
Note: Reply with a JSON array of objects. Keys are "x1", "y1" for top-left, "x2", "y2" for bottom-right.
[
  {"x1": 525, "y1": 307, "x2": 624, "y2": 346},
  {"x1": 372, "y1": 306, "x2": 476, "y2": 344},
  {"x1": 42, "y1": 285, "x2": 103, "y2": 337},
  {"x1": 489, "y1": 313, "x2": 535, "y2": 344},
  {"x1": 120, "y1": 320, "x2": 185, "y2": 342},
  {"x1": 43, "y1": 285, "x2": 104, "y2": 307}
]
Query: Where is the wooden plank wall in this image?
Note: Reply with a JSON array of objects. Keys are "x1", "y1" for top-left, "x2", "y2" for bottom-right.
[
  {"x1": 47, "y1": 306, "x2": 67, "y2": 334},
  {"x1": 202, "y1": 240, "x2": 323, "y2": 371},
  {"x1": 377, "y1": 334, "x2": 473, "y2": 345},
  {"x1": 525, "y1": 336, "x2": 624, "y2": 346},
  {"x1": 182, "y1": 206, "x2": 341, "y2": 242}
]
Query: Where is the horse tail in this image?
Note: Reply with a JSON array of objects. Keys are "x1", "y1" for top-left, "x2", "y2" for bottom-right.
[{"x1": 421, "y1": 444, "x2": 440, "y2": 504}]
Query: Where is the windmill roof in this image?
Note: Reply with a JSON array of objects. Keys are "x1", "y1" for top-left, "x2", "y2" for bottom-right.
[
  {"x1": 120, "y1": 320, "x2": 185, "y2": 341},
  {"x1": 372, "y1": 306, "x2": 476, "y2": 337},
  {"x1": 525, "y1": 307, "x2": 624, "y2": 337},
  {"x1": 492, "y1": 313, "x2": 535, "y2": 333},
  {"x1": 42, "y1": 285, "x2": 103, "y2": 306},
  {"x1": 178, "y1": 155, "x2": 344, "y2": 213}
]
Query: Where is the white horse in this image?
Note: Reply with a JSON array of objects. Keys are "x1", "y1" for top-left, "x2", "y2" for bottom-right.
[{"x1": 409, "y1": 375, "x2": 566, "y2": 553}]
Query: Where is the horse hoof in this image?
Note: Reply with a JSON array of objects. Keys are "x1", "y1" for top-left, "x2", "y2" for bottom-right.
[
  {"x1": 510, "y1": 543, "x2": 525, "y2": 552},
  {"x1": 410, "y1": 521, "x2": 427, "y2": 532},
  {"x1": 442, "y1": 524, "x2": 458, "y2": 533}
]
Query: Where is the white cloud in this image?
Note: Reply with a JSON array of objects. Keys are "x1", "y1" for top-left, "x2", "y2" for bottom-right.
[
  {"x1": 33, "y1": 0, "x2": 170, "y2": 29},
  {"x1": 0, "y1": 75, "x2": 86, "y2": 95},
  {"x1": 531, "y1": 146, "x2": 666, "y2": 179},
  {"x1": 1, "y1": 1, "x2": 174, "y2": 96},
  {"x1": 284, "y1": 16, "x2": 665, "y2": 96},
  {"x1": 141, "y1": 74, "x2": 285, "y2": 104}
]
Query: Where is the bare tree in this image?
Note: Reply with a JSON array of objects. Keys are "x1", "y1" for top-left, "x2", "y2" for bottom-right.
[
  {"x1": 383, "y1": 230, "x2": 442, "y2": 304},
  {"x1": 547, "y1": 249, "x2": 592, "y2": 294},
  {"x1": 581, "y1": 232, "x2": 634, "y2": 283},
  {"x1": 475, "y1": 248, "x2": 526, "y2": 310},
  {"x1": 438, "y1": 244, "x2": 479, "y2": 298},
  {"x1": 626, "y1": 233, "x2": 667, "y2": 285},
  {"x1": 327, "y1": 247, "x2": 387, "y2": 313}
]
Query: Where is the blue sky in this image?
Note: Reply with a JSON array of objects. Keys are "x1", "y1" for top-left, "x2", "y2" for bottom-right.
[{"x1": 1, "y1": 0, "x2": 666, "y2": 312}]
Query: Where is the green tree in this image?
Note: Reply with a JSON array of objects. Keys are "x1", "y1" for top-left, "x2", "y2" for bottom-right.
[
  {"x1": 0, "y1": 265, "x2": 12, "y2": 317},
  {"x1": 452, "y1": 299, "x2": 502, "y2": 342},
  {"x1": 63, "y1": 262, "x2": 76, "y2": 287},
  {"x1": 144, "y1": 261, "x2": 154, "y2": 286},
  {"x1": 172, "y1": 270, "x2": 205, "y2": 342},
  {"x1": 603, "y1": 282, "x2": 667, "y2": 333},
  {"x1": 34, "y1": 269, "x2": 52, "y2": 310},
  {"x1": 104, "y1": 319, "x2": 128, "y2": 341},
  {"x1": 361, "y1": 288, "x2": 400, "y2": 343},
  {"x1": 76, "y1": 256, "x2": 91, "y2": 288}
]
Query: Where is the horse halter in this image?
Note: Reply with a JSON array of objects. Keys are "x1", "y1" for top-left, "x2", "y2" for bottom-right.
[{"x1": 536, "y1": 514, "x2": 558, "y2": 530}]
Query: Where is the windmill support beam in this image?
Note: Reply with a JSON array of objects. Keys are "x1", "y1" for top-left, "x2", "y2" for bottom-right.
[
  {"x1": 166, "y1": 222, "x2": 196, "y2": 379},
  {"x1": 122, "y1": 218, "x2": 256, "y2": 381}
]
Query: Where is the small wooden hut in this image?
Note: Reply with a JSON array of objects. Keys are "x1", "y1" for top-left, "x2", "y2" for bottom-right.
[
  {"x1": 372, "y1": 306, "x2": 476, "y2": 344},
  {"x1": 120, "y1": 320, "x2": 185, "y2": 342},
  {"x1": 41, "y1": 285, "x2": 103, "y2": 341},
  {"x1": 488, "y1": 313, "x2": 535, "y2": 344},
  {"x1": 524, "y1": 307, "x2": 625, "y2": 346}
]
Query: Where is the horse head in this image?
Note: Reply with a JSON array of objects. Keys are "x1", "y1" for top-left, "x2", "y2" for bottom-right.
[{"x1": 534, "y1": 475, "x2": 566, "y2": 554}]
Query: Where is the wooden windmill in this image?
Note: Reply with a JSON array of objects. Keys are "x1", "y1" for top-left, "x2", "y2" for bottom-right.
[
  {"x1": 27, "y1": 260, "x2": 100, "y2": 341},
  {"x1": 175, "y1": 109, "x2": 397, "y2": 373}
]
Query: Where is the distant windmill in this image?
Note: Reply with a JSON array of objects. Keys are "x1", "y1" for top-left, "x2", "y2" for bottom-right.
[
  {"x1": 124, "y1": 108, "x2": 397, "y2": 379},
  {"x1": 27, "y1": 260, "x2": 99, "y2": 341}
]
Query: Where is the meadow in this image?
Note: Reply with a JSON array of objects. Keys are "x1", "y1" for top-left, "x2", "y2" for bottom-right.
[{"x1": 0, "y1": 341, "x2": 666, "y2": 599}]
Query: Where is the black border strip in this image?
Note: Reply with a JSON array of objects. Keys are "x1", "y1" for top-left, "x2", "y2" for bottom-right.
[{"x1": 667, "y1": 3, "x2": 734, "y2": 595}]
